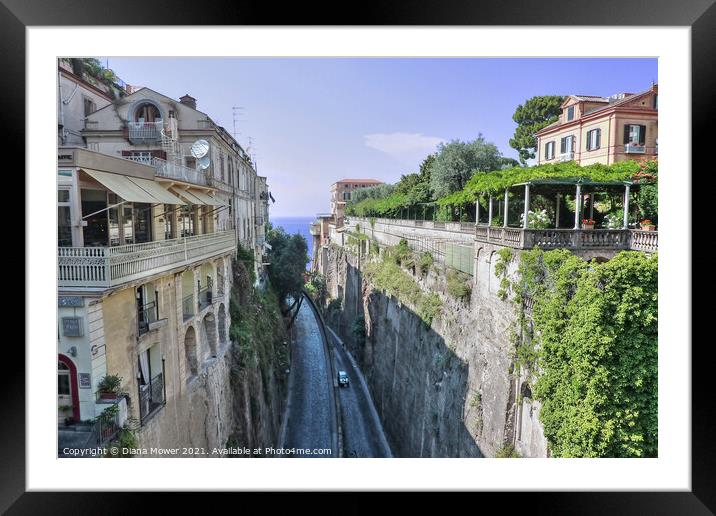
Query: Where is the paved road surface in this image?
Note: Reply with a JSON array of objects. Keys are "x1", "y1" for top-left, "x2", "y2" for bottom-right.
[
  {"x1": 280, "y1": 297, "x2": 337, "y2": 457},
  {"x1": 328, "y1": 328, "x2": 393, "y2": 458}
]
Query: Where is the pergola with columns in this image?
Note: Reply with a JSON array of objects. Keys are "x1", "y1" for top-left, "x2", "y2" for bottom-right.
[{"x1": 474, "y1": 178, "x2": 635, "y2": 230}]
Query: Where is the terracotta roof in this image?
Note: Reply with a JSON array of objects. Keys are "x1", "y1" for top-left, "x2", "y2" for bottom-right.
[
  {"x1": 537, "y1": 85, "x2": 657, "y2": 135},
  {"x1": 333, "y1": 178, "x2": 383, "y2": 184},
  {"x1": 572, "y1": 95, "x2": 609, "y2": 102}
]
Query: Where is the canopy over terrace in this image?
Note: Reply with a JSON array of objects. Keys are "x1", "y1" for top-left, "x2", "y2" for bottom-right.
[{"x1": 468, "y1": 177, "x2": 640, "y2": 230}]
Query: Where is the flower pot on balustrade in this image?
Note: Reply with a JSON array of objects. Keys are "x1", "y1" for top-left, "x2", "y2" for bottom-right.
[
  {"x1": 641, "y1": 224, "x2": 656, "y2": 231},
  {"x1": 582, "y1": 224, "x2": 594, "y2": 230}
]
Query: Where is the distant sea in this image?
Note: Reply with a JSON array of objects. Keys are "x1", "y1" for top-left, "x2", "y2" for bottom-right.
[{"x1": 270, "y1": 216, "x2": 314, "y2": 269}]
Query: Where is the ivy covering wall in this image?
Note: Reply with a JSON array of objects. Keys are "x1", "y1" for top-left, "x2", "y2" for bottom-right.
[{"x1": 510, "y1": 249, "x2": 658, "y2": 458}]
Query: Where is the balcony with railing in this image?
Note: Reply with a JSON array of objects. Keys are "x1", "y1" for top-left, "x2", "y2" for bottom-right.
[
  {"x1": 137, "y1": 300, "x2": 159, "y2": 336},
  {"x1": 153, "y1": 157, "x2": 210, "y2": 186},
  {"x1": 198, "y1": 276, "x2": 213, "y2": 310},
  {"x1": 138, "y1": 371, "x2": 166, "y2": 425},
  {"x1": 59, "y1": 230, "x2": 236, "y2": 291},
  {"x1": 624, "y1": 143, "x2": 646, "y2": 154},
  {"x1": 128, "y1": 121, "x2": 164, "y2": 143}
]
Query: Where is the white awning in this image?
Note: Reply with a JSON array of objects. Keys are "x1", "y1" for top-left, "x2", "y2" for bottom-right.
[
  {"x1": 82, "y1": 169, "x2": 157, "y2": 204},
  {"x1": 189, "y1": 189, "x2": 227, "y2": 207},
  {"x1": 127, "y1": 176, "x2": 186, "y2": 205},
  {"x1": 171, "y1": 188, "x2": 208, "y2": 205}
]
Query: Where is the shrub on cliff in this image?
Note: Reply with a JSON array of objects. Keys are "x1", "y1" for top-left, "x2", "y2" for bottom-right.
[
  {"x1": 516, "y1": 249, "x2": 658, "y2": 458},
  {"x1": 446, "y1": 269, "x2": 471, "y2": 301}
]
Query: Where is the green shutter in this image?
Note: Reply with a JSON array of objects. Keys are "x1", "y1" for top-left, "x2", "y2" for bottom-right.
[
  {"x1": 639, "y1": 125, "x2": 647, "y2": 145},
  {"x1": 596, "y1": 129, "x2": 601, "y2": 149},
  {"x1": 624, "y1": 124, "x2": 631, "y2": 144}
]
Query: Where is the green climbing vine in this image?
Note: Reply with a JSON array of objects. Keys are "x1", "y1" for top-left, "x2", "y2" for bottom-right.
[
  {"x1": 502, "y1": 248, "x2": 658, "y2": 458},
  {"x1": 494, "y1": 247, "x2": 514, "y2": 300}
]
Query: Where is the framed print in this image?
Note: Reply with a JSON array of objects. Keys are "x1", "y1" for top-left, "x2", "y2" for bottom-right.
[{"x1": 6, "y1": 0, "x2": 714, "y2": 512}]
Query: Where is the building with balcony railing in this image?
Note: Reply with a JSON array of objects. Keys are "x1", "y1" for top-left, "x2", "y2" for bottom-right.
[
  {"x1": 57, "y1": 147, "x2": 234, "y2": 451},
  {"x1": 536, "y1": 84, "x2": 658, "y2": 166},
  {"x1": 82, "y1": 86, "x2": 270, "y2": 282}
]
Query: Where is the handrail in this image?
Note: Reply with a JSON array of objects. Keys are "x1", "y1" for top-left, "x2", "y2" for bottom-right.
[{"x1": 59, "y1": 231, "x2": 236, "y2": 289}]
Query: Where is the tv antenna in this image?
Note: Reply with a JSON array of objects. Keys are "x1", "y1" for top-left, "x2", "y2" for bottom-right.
[{"x1": 232, "y1": 106, "x2": 245, "y2": 141}]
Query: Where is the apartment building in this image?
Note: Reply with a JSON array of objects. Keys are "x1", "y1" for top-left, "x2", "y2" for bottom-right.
[
  {"x1": 81, "y1": 86, "x2": 267, "y2": 271},
  {"x1": 58, "y1": 58, "x2": 128, "y2": 147},
  {"x1": 57, "y1": 148, "x2": 235, "y2": 451},
  {"x1": 329, "y1": 178, "x2": 383, "y2": 227},
  {"x1": 535, "y1": 84, "x2": 658, "y2": 166},
  {"x1": 57, "y1": 59, "x2": 270, "y2": 452}
]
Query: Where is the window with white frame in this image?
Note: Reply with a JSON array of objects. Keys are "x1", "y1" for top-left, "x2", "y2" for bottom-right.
[
  {"x1": 566, "y1": 105, "x2": 575, "y2": 121},
  {"x1": 545, "y1": 141, "x2": 555, "y2": 160},
  {"x1": 586, "y1": 129, "x2": 601, "y2": 151},
  {"x1": 58, "y1": 187, "x2": 73, "y2": 247}
]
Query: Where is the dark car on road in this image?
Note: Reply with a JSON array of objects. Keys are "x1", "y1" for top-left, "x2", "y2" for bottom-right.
[{"x1": 338, "y1": 371, "x2": 349, "y2": 387}]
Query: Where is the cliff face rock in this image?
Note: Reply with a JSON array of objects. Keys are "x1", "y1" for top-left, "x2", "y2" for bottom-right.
[{"x1": 323, "y1": 244, "x2": 547, "y2": 458}]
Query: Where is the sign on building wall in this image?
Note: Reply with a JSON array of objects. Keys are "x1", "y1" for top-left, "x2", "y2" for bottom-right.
[
  {"x1": 62, "y1": 317, "x2": 84, "y2": 337},
  {"x1": 58, "y1": 296, "x2": 84, "y2": 307},
  {"x1": 78, "y1": 373, "x2": 91, "y2": 389}
]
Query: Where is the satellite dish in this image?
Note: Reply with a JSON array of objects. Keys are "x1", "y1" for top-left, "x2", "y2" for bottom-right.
[
  {"x1": 190, "y1": 139, "x2": 210, "y2": 159},
  {"x1": 197, "y1": 155, "x2": 211, "y2": 170}
]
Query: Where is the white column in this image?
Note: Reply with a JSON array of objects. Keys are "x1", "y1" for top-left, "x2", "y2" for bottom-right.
[
  {"x1": 555, "y1": 193, "x2": 561, "y2": 228},
  {"x1": 475, "y1": 197, "x2": 480, "y2": 225},
  {"x1": 503, "y1": 189, "x2": 509, "y2": 227},
  {"x1": 488, "y1": 196, "x2": 493, "y2": 226},
  {"x1": 574, "y1": 184, "x2": 581, "y2": 229},
  {"x1": 623, "y1": 184, "x2": 631, "y2": 228},
  {"x1": 523, "y1": 184, "x2": 531, "y2": 229}
]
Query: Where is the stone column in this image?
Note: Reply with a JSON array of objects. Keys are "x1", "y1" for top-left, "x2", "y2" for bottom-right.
[
  {"x1": 475, "y1": 197, "x2": 480, "y2": 225},
  {"x1": 503, "y1": 189, "x2": 509, "y2": 227},
  {"x1": 555, "y1": 193, "x2": 561, "y2": 228},
  {"x1": 523, "y1": 184, "x2": 530, "y2": 229},
  {"x1": 488, "y1": 195, "x2": 493, "y2": 226},
  {"x1": 574, "y1": 184, "x2": 581, "y2": 229},
  {"x1": 623, "y1": 184, "x2": 631, "y2": 228}
]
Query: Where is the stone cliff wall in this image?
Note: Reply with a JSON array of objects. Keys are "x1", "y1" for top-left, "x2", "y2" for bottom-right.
[{"x1": 322, "y1": 243, "x2": 548, "y2": 458}]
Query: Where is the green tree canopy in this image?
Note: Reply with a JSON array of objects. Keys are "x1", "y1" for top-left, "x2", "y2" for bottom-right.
[
  {"x1": 429, "y1": 136, "x2": 504, "y2": 198},
  {"x1": 265, "y1": 225, "x2": 309, "y2": 309},
  {"x1": 509, "y1": 95, "x2": 565, "y2": 165}
]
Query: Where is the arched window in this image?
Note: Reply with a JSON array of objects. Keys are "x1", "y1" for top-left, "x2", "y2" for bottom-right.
[{"x1": 133, "y1": 102, "x2": 162, "y2": 123}]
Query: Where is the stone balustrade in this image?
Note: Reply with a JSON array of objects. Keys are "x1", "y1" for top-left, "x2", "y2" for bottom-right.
[
  {"x1": 58, "y1": 230, "x2": 236, "y2": 290},
  {"x1": 347, "y1": 217, "x2": 657, "y2": 253}
]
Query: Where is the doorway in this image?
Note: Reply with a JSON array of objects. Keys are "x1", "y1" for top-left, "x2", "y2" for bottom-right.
[{"x1": 58, "y1": 360, "x2": 74, "y2": 424}]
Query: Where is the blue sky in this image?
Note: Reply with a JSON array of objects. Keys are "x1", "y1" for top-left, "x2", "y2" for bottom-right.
[{"x1": 104, "y1": 58, "x2": 657, "y2": 217}]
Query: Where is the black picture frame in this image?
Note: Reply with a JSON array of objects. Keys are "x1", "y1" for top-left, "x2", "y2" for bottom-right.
[{"x1": 6, "y1": 0, "x2": 713, "y2": 512}]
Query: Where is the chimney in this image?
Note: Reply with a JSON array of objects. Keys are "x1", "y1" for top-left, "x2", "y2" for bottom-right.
[{"x1": 179, "y1": 94, "x2": 196, "y2": 110}]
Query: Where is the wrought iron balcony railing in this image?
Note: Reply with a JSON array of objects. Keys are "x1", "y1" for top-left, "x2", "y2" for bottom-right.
[{"x1": 624, "y1": 143, "x2": 646, "y2": 154}]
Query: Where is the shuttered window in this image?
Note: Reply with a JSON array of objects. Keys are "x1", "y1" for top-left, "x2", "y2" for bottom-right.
[
  {"x1": 586, "y1": 129, "x2": 601, "y2": 151},
  {"x1": 624, "y1": 124, "x2": 647, "y2": 145},
  {"x1": 545, "y1": 141, "x2": 555, "y2": 160}
]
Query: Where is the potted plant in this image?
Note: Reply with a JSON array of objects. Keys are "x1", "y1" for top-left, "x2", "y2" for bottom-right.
[
  {"x1": 640, "y1": 219, "x2": 656, "y2": 231},
  {"x1": 581, "y1": 218, "x2": 595, "y2": 230},
  {"x1": 97, "y1": 374, "x2": 123, "y2": 401}
]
